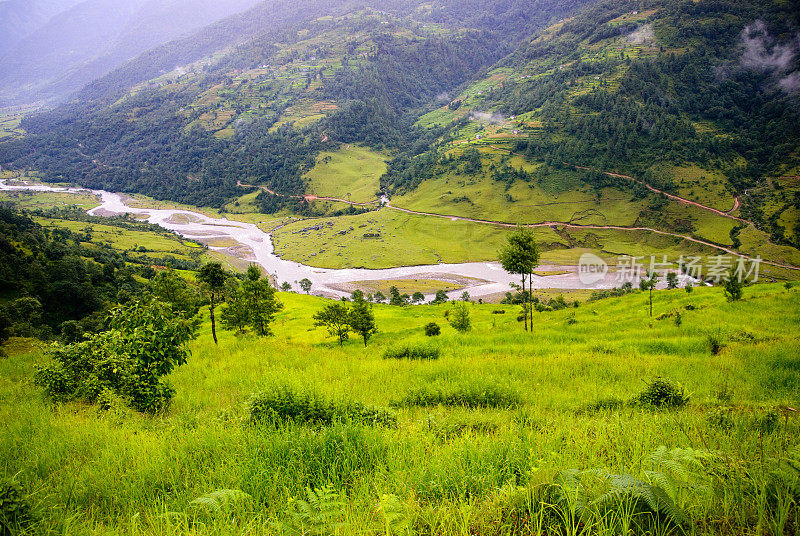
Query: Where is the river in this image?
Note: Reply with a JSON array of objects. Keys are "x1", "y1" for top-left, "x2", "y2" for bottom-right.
[{"x1": 0, "y1": 179, "x2": 622, "y2": 298}]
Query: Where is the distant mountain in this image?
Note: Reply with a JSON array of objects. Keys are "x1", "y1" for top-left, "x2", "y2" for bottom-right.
[
  {"x1": 0, "y1": 0, "x2": 263, "y2": 107},
  {"x1": 0, "y1": 0, "x2": 83, "y2": 57}
]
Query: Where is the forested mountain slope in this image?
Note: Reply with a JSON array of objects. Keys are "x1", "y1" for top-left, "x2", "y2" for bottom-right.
[
  {"x1": 390, "y1": 0, "x2": 800, "y2": 252},
  {"x1": 0, "y1": 0, "x2": 590, "y2": 206},
  {"x1": 2, "y1": 0, "x2": 799, "y2": 266}
]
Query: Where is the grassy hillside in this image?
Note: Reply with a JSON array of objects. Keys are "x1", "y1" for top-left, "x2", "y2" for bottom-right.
[
  {"x1": 304, "y1": 145, "x2": 388, "y2": 203},
  {"x1": 2, "y1": 283, "x2": 799, "y2": 534}
]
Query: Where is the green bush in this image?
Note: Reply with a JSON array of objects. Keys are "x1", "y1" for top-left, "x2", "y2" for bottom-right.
[
  {"x1": 383, "y1": 343, "x2": 440, "y2": 360},
  {"x1": 34, "y1": 299, "x2": 196, "y2": 413},
  {"x1": 424, "y1": 322, "x2": 441, "y2": 336},
  {"x1": 247, "y1": 386, "x2": 397, "y2": 427},
  {"x1": 0, "y1": 479, "x2": 34, "y2": 536},
  {"x1": 634, "y1": 377, "x2": 689, "y2": 408},
  {"x1": 398, "y1": 382, "x2": 520, "y2": 408},
  {"x1": 707, "y1": 330, "x2": 726, "y2": 355}
]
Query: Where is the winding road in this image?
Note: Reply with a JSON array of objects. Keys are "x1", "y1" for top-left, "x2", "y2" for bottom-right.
[{"x1": 238, "y1": 174, "x2": 800, "y2": 272}]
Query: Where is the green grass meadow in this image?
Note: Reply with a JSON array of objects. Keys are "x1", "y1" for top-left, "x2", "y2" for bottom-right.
[
  {"x1": 304, "y1": 145, "x2": 387, "y2": 203},
  {"x1": 2, "y1": 283, "x2": 799, "y2": 535}
]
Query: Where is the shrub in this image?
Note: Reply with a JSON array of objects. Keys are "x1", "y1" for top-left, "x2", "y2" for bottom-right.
[
  {"x1": 707, "y1": 407, "x2": 734, "y2": 431},
  {"x1": 491, "y1": 309, "x2": 506, "y2": 314},
  {"x1": 0, "y1": 479, "x2": 35, "y2": 535},
  {"x1": 383, "y1": 343, "x2": 440, "y2": 360},
  {"x1": 424, "y1": 322, "x2": 441, "y2": 337},
  {"x1": 707, "y1": 330, "x2": 726, "y2": 355},
  {"x1": 247, "y1": 386, "x2": 396, "y2": 427},
  {"x1": 450, "y1": 303, "x2": 471, "y2": 333},
  {"x1": 34, "y1": 299, "x2": 196, "y2": 413},
  {"x1": 398, "y1": 382, "x2": 520, "y2": 408},
  {"x1": 634, "y1": 377, "x2": 689, "y2": 408}
]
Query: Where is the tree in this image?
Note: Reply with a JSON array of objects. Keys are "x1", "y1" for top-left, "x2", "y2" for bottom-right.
[
  {"x1": 640, "y1": 271, "x2": 659, "y2": 317},
  {"x1": 432, "y1": 290, "x2": 449, "y2": 304},
  {"x1": 243, "y1": 265, "x2": 282, "y2": 336},
  {"x1": 0, "y1": 313, "x2": 11, "y2": 346},
  {"x1": 460, "y1": 291, "x2": 471, "y2": 302},
  {"x1": 389, "y1": 286, "x2": 405, "y2": 306},
  {"x1": 220, "y1": 279, "x2": 250, "y2": 335},
  {"x1": 351, "y1": 289, "x2": 365, "y2": 301},
  {"x1": 685, "y1": 281, "x2": 693, "y2": 293},
  {"x1": 34, "y1": 299, "x2": 196, "y2": 413},
  {"x1": 197, "y1": 262, "x2": 227, "y2": 344},
  {"x1": 666, "y1": 272, "x2": 679, "y2": 290},
  {"x1": 314, "y1": 303, "x2": 350, "y2": 346},
  {"x1": 281, "y1": 281, "x2": 292, "y2": 292},
  {"x1": 411, "y1": 291, "x2": 425, "y2": 304},
  {"x1": 424, "y1": 322, "x2": 441, "y2": 336},
  {"x1": 723, "y1": 267, "x2": 743, "y2": 302},
  {"x1": 374, "y1": 291, "x2": 386, "y2": 303},
  {"x1": 151, "y1": 266, "x2": 198, "y2": 317},
  {"x1": 349, "y1": 292, "x2": 377, "y2": 347},
  {"x1": 299, "y1": 278, "x2": 313, "y2": 294},
  {"x1": 450, "y1": 302, "x2": 471, "y2": 333},
  {"x1": 499, "y1": 226, "x2": 540, "y2": 332}
]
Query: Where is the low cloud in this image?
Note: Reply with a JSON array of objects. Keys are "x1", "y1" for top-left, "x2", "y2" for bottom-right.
[
  {"x1": 470, "y1": 111, "x2": 505, "y2": 124},
  {"x1": 778, "y1": 71, "x2": 800, "y2": 94},
  {"x1": 626, "y1": 24, "x2": 654, "y2": 45},
  {"x1": 739, "y1": 21, "x2": 800, "y2": 95}
]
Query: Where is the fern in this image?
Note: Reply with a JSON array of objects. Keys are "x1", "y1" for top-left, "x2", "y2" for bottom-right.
[
  {"x1": 278, "y1": 485, "x2": 347, "y2": 536},
  {"x1": 189, "y1": 488, "x2": 252, "y2": 516},
  {"x1": 379, "y1": 494, "x2": 410, "y2": 536}
]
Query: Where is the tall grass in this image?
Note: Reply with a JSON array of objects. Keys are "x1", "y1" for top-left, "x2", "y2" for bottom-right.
[{"x1": 0, "y1": 284, "x2": 798, "y2": 534}]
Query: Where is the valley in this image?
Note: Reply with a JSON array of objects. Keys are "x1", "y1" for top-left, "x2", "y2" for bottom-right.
[{"x1": 1, "y1": 0, "x2": 800, "y2": 534}]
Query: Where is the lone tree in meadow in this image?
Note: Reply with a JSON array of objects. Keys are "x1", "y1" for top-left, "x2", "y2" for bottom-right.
[
  {"x1": 640, "y1": 270, "x2": 659, "y2": 317},
  {"x1": 299, "y1": 278, "x2": 313, "y2": 294},
  {"x1": 450, "y1": 302, "x2": 472, "y2": 333},
  {"x1": 220, "y1": 278, "x2": 250, "y2": 335},
  {"x1": 412, "y1": 291, "x2": 425, "y2": 304},
  {"x1": 374, "y1": 291, "x2": 386, "y2": 303},
  {"x1": 499, "y1": 226, "x2": 540, "y2": 332},
  {"x1": 198, "y1": 262, "x2": 227, "y2": 344},
  {"x1": 348, "y1": 291, "x2": 377, "y2": 347},
  {"x1": 280, "y1": 281, "x2": 292, "y2": 292},
  {"x1": 314, "y1": 302, "x2": 351, "y2": 346},
  {"x1": 244, "y1": 265, "x2": 283, "y2": 336},
  {"x1": 723, "y1": 267, "x2": 743, "y2": 302}
]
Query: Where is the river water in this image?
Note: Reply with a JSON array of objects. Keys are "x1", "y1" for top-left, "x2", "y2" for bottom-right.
[{"x1": 0, "y1": 180, "x2": 621, "y2": 298}]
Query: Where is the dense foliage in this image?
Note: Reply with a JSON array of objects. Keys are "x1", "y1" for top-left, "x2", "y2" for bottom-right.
[
  {"x1": 0, "y1": 206, "x2": 146, "y2": 337},
  {"x1": 34, "y1": 299, "x2": 196, "y2": 413}
]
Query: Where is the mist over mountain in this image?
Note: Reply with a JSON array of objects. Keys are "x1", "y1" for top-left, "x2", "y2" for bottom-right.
[
  {"x1": 0, "y1": 0, "x2": 83, "y2": 57},
  {"x1": 0, "y1": 0, "x2": 263, "y2": 107}
]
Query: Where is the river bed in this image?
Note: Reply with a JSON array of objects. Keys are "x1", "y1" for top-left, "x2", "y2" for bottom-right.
[{"x1": 0, "y1": 180, "x2": 624, "y2": 298}]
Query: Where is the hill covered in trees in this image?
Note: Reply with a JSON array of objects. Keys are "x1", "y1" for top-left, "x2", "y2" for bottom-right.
[
  {"x1": 401, "y1": 0, "x2": 800, "y2": 249},
  {"x1": 1, "y1": 0, "x2": 799, "y2": 267},
  {"x1": 0, "y1": 0, "x2": 592, "y2": 206}
]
